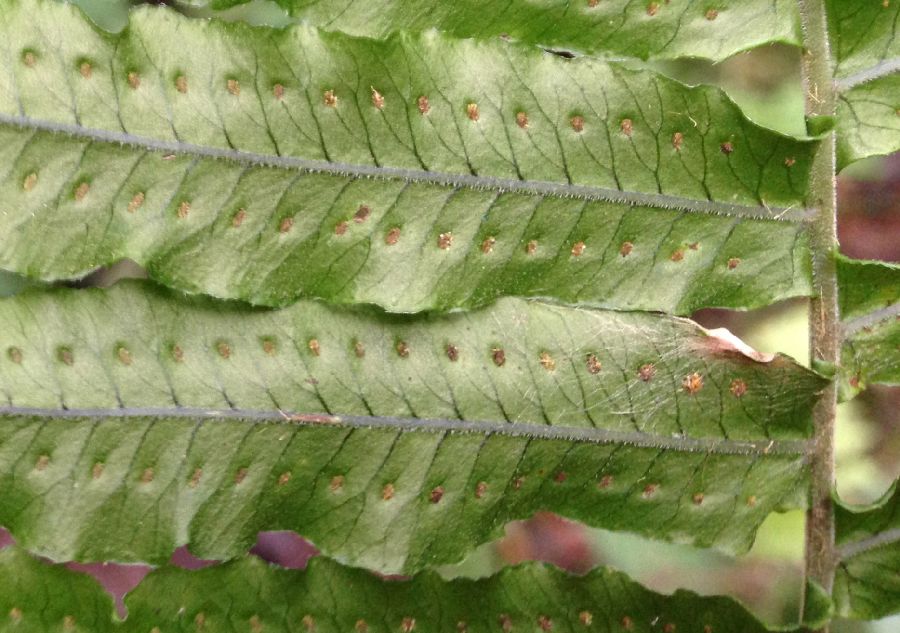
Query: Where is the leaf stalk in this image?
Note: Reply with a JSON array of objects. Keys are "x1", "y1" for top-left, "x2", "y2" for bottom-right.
[{"x1": 798, "y1": 0, "x2": 840, "y2": 628}]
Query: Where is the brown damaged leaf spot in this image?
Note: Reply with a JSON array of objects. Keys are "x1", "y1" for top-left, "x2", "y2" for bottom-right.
[
  {"x1": 647, "y1": 2, "x2": 660, "y2": 16},
  {"x1": 127, "y1": 71, "x2": 140, "y2": 90},
  {"x1": 128, "y1": 192, "x2": 145, "y2": 213},
  {"x1": 682, "y1": 372, "x2": 703, "y2": 394},
  {"x1": 330, "y1": 475, "x2": 344, "y2": 493},
  {"x1": 475, "y1": 481, "x2": 488, "y2": 498},
  {"x1": 273, "y1": 83, "x2": 284, "y2": 100},
  {"x1": 579, "y1": 612, "x2": 593, "y2": 626},
  {"x1": 385, "y1": 227, "x2": 401, "y2": 245},
  {"x1": 727, "y1": 257, "x2": 741, "y2": 270},
  {"x1": 396, "y1": 341, "x2": 410, "y2": 358},
  {"x1": 334, "y1": 221, "x2": 349, "y2": 236},
  {"x1": 586, "y1": 354, "x2": 602, "y2": 374},
  {"x1": 438, "y1": 232, "x2": 454, "y2": 250},
  {"x1": 57, "y1": 347, "x2": 74, "y2": 366},
  {"x1": 73, "y1": 181, "x2": 90, "y2": 201},
  {"x1": 705, "y1": 8, "x2": 718, "y2": 20},
  {"x1": 226, "y1": 79, "x2": 241, "y2": 96},
  {"x1": 21, "y1": 51, "x2": 36, "y2": 67},
  {"x1": 526, "y1": 239, "x2": 538, "y2": 255},
  {"x1": 354, "y1": 205, "x2": 372, "y2": 223},
  {"x1": 79, "y1": 62, "x2": 92, "y2": 79},
  {"x1": 354, "y1": 341, "x2": 366, "y2": 358},
  {"x1": 446, "y1": 344, "x2": 459, "y2": 362},
  {"x1": 638, "y1": 363, "x2": 656, "y2": 381},
  {"x1": 216, "y1": 341, "x2": 231, "y2": 359},
  {"x1": 175, "y1": 75, "x2": 188, "y2": 94},
  {"x1": 539, "y1": 351, "x2": 556, "y2": 371},
  {"x1": 277, "y1": 472, "x2": 291, "y2": 486},
  {"x1": 382, "y1": 483, "x2": 395, "y2": 500},
  {"x1": 279, "y1": 217, "x2": 294, "y2": 234},
  {"x1": 730, "y1": 378, "x2": 748, "y2": 397},
  {"x1": 34, "y1": 454, "x2": 50, "y2": 471},
  {"x1": 308, "y1": 339, "x2": 320, "y2": 357},
  {"x1": 22, "y1": 172, "x2": 38, "y2": 192},
  {"x1": 7, "y1": 346, "x2": 23, "y2": 364},
  {"x1": 516, "y1": 111, "x2": 529, "y2": 129},
  {"x1": 323, "y1": 90, "x2": 338, "y2": 107},
  {"x1": 672, "y1": 132, "x2": 683, "y2": 150},
  {"x1": 371, "y1": 87, "x2": 385, "y2": 110},
  {"x1": 417, "y1": 95, "x2": 430, "y2": 115},
  {"x1": 642, "y1": 483, "x2": 658, "y2": 498},
  {"x1": 598, "y1": 474, "x2": 614, "y2": 489},
  {"x1": 466, "y1": 102, "x2": 480, "y2": 121},
  {"x1": 619, "y1": 241, "x2": 633, "y2": 257},
  {"x1": 538, "y1": 616, "x2": 553, "y2": 631},
  {"x1": 571, "y1": 115, "x2": 585, "y2": 132},
  {"x1": 189, "y1": 468, "x2": 203, "y2": 488},
  {"x1": 492, "y1": 348, "x2": 506, "y2": 367},
  {"x1": 482, "y1": 236, "x2": 497, "y2": 254},
  {"x1": 571, "y1": 241, "x2": 586, "y2": 257},
  {"x1": 402, "y1": 618, "x2": 416, "y2": 633},
  {"x1": 176, "y1": 201, "x2": 191, "y2": 219},
  {"x1": 430, "y1": 486, "x2": 444, "y2": 503},
  {"x1": 620, "y1": 118, "x2": 633, "y2": 136},
  {"x1": 720, "y1": 141, "x2": 734, "y2": 154},
  {"x1": 116, "y1": 345, "x2": 133, "y2": 366},
  {"x1": 234, "y1": 468, "x2": 248, "y2": 485}
]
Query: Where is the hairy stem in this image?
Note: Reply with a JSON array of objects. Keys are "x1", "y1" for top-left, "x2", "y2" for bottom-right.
[{"x1": 798, "y1": 0, "x2": 839, "y2": 626}]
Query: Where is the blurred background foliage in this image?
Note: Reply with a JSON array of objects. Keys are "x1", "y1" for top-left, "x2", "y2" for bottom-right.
[{"x1": 0, "y1": 0, "x2": 897, "y2": 630}]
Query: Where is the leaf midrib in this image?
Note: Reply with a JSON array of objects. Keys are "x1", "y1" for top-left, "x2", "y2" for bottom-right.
[
  {"x1": 0, "y1": 112, "x2": 811, "y2": 222},
  {"x1": 0, "y1": 405, "x2": 811, "y2": 456},
  {"x1": 839, "y1": 527, "x2": 900, "y2": 560},
  {"x1": 836, "y1": 56, "x2": 900, "y2": 90},
  {"x1": 843, "y1": 301, "x2": 900, "y2": 336}
]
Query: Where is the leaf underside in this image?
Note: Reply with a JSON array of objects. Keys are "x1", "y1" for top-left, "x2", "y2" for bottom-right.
[
  {"x1": 835, "y1": 482, "x2": 900, "y2": 619},
  {"x1": 0, "y1": 546, "x2": 830, "y2": 633},
  {"x1": 829, "y1": 0, "x2": 900, "y2": 168},
  {"x1": 837, "y1": 257, "x2": 900, "y2": 396},
  {"x1": 192, "y1": 0, "x2": 802, "y2": 63},
  {"x1": 0, "y1": 281, "x2": 821, "y2": 572},
  {"x1": 0, "y1": 0, "x2": 816, "y2": 314}
]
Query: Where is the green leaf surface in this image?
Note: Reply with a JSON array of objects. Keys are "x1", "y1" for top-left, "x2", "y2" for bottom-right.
[
  {"x1": 829, "y1": 0, "x2": 900, "y2": 80},
  {"x1": 0, "y1": 548, "x2": 117, "y2": 633},
  {"x1": 0, "y1": 545, "x2": 828, "y2": 633},
  {"x1": 829, "y1": 0, "x2": 900, "y2": 167},
  {"x1": 0, "y1": 281, "x2": 823, "y2": 572},
  {"x1": 837, "y1": 255, "x2": 900, "y2": 320},
  {"x1": 184, "y1": 0, "x2": 802, "y2": 62},
  {"x1": 835, "y1": 482, "x2": 900, "y2": 619},
  {"x1": 0, "y1": 0, "x2": 816, "y2": 314},
  {"x1": 836, "y1": 75, "x2": 900, "y2": 168},
  {"x1": 838, "y1": 257, "x2": 900, "y2": 395}
]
